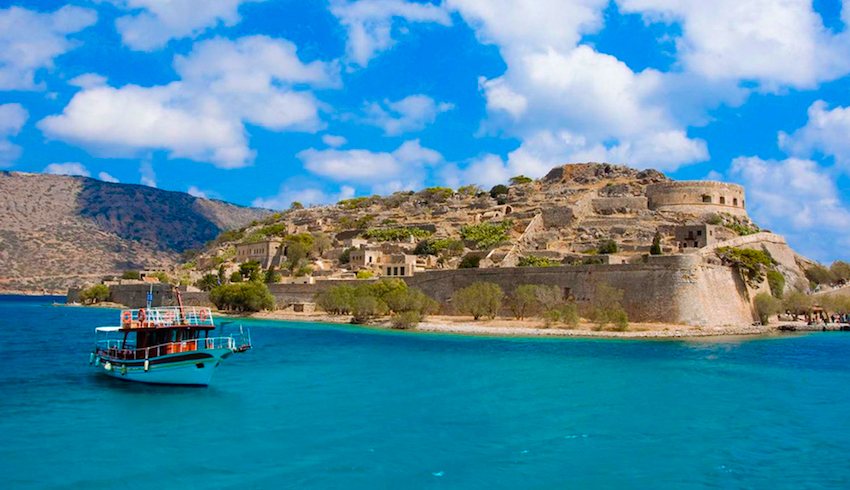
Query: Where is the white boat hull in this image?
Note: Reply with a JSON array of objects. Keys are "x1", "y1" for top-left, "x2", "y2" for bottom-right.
[{"x1": 97, "y1": 348, "x2": 234, "y2": 386}]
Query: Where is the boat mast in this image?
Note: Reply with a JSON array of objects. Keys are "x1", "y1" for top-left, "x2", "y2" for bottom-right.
[{"x1": 173, "y1": 286, "x2": 185, "y2": 324}]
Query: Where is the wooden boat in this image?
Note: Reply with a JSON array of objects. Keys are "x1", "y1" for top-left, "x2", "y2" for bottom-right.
[{"x1": 91, "y1": 304, "x2": 251, "y2": 386}]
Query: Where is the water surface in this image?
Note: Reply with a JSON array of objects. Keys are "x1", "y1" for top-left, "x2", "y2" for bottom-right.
[{"x1": 1, "y1": 296, "x2": 849, "y2": 489}]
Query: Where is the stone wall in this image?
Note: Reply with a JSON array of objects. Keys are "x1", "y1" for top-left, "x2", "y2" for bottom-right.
[
  {"x1": 591, "y1": 197, "x2": 648, "y2": 215},
  {"x1": 646, "y1": 181, "x2": 747, "y2": 217}
]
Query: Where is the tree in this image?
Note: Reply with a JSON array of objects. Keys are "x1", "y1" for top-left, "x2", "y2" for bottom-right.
[
  {"x1": 196, "y1": 273, "x2": 219, "y2": 291},
  {"x1": 339, "y1": 247, "x2": 355, "y2": 264},
  {"x1": 754, "y1": 292, "x2": 781, "y2": 324},
  {"x1": 240, "y1": 261, "x2": 261, "y2": 281},
  {"x1": 152, "y1": 271, "x2": 170, "y2": 284},
  {"x1": 391, "y1": 311, "x2": 421, "y2": 330},
  {"x1": 285, "y1": 242, "x2": 308, "y2": 272},
  {"x1": 650, "y1": 232, "x2": 663, "y2": 255},
  {"x1": 209, "y1": 282, "x2": 275, "y2": 312},
  {"x1": 312, "y1": 233, "x2": 332, "y2": 256},
  {"x1": 766, "y1": 270, "x2": 785, "y2": 299},
  {"x1": 829, "y1": 261, "x2": 850, "y2": 284},
  {"x1": 509, "y1": 175, "x2": 533, "y2": 185},
  {"x1": 589, "y1": 283, "x2": 628, "y2": 330},
  {"x1": 782, "y1": 290, "x2": 811, "y2": 320},
  {"x1": 230, "y1": 271, "x2": 243, "y2": 283},
  {"x1": 805, "y1": 264, "x2": 834, "y2": 287},
  {"x1": 121, "y1": 271, "x2": 140, "y2": 280},
  {"x1": 598, "y1": 239, "x2": 618, "y2": 255},
  {"x1": 457, "y1": 184, "x2": 480, "y2": 196},
  {"x1": 290, "y1": 201, "x2": 304, "y2": 210},
  {"x1": 452, "y1": 282, "x2": 503, "y2": 320},
  {"x1": 316, "y1": 285, "x2": 356, "y2": 314},
  {"x1": 80, "y1": 284, "x2": 110, "y2": 304},
  {"x1": 489, "y1": 184, "x2": 508, "y2": 199},
  {"x1": 508, "y1": 285, "x2": 541, "y2": 319},
  {"x1": 351, "y1": 295, "x2": 388, "y2": 324},
  {"x1": 264, "y1": 266, "x2": 281, "y2": 284},
  {"x1": 218, "y1": 264, "x2": 227, "y2": 285},
  {"x1": 459, "y1": 255, "x2": 481, "y2": 269},
  {"x1": 385, "y1": 287, "x2": 439, "y2": 318}
]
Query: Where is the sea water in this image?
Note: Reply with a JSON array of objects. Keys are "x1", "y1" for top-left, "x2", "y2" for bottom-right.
[{"x1": 1, "y1": 295, "x2": 849, "y2": 489}]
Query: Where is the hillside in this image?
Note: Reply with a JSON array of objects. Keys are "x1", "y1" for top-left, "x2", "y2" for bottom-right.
[{"x1": 0, "y1": 171, "x2": 271, "y2": 292}]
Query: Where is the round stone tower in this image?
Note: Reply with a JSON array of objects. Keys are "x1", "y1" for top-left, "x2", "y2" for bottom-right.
[{"x1": 645, "y1": 181, "x2": 747, "y2": 217}]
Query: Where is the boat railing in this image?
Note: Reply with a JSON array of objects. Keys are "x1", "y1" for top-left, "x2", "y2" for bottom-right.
[
  {"x1": 120, "y1": 306, "x2": 215, "y2": 328},
  {"x1": 96, "y1": 336, "x2": 236, "y2": 360}
]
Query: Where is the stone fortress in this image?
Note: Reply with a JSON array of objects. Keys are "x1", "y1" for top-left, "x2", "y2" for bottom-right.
[{"x1": 89, "y1": 163, "x2": 816, "y2": 329}]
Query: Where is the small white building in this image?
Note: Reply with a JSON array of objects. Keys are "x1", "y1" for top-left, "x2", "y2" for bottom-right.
[{"x1": 382, "y1": 254, "x2": 418, "y2": 277}]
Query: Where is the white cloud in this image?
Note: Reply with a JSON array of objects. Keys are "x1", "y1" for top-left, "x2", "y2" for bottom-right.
[
  {"x1": 39, "y1": 35, "x2": 338, "y2": 169},
  {"x1": 109, "y1": 0, "x2": 267, "y2": 51},
  {"x1": 728, "y1": 156, "x2": 850, "y2": 261},
  {"x1": 330, "y1": 0, "x2": 451, "y2": 67},
  {"x1": 360, "y1": 94, "x2": 454, "y2": 136},
  {"x1": 299, "y1": 139, "x2": 442, "y2": 183},
  {"x1": 618, "y1": 0, "x2": 850, "y2": 90},
  {"x1": 187, "y1": 185, "x2": 208, "y2": 198},
  {"x1": 43, "y1": 162, "x2": 90, "y2": 177},
  {"x1": 98, "y1": 171, "x2": 119, "y2": 183},
  {"x1": 322, "y1": 134, "x2": 348, "y2": 147},
  {"x1": 0, "y1": 103, "x2": 28, "y2": 167},
  {"x1": 140, "y1": 161, "x2": 156, "y2": 187},
  {"x1": 252, "y1": 185, "x2": 356, "y2": 210},
  {"x1": 69, "y1": 73, "x2": 108, "y2": 88},
  {"x1": 779, "y1": 100, "x2": 850, "y2": 170},
  {"x1": 0, "y1": 6, "x2": 97, "y2": 90}
]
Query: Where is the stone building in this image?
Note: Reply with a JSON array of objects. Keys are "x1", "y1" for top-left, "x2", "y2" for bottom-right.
[
  {"x1": 646, "y1": 181, "x2": 747, "y2": 217},
  {"x1": 674, "y1": 224, "x2": 719, "y2": 251},
  {"x1": 235, "y1": 240, "x2": 285, "y2": 269},
  {"x1": 350, "y1": 248, "x2": 383, "y2": 269},
  {"x1": 382, "y1": 254, "x2": 418, "y2": 277}
]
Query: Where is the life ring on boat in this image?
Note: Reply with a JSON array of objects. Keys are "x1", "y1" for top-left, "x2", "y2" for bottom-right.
[
  {"x1": 199, "y1": 309, "x2": 208, "y2": 323},
  {"x1": 121, "y1": 311, "x2": 131, "y2": 324},
  {"x1": 137, "y1": 309, "x2": 146, "y2": 325}
]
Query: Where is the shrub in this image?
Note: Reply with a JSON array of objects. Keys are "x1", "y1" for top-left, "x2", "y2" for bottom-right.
[
  {"x1": 716, "y1": 247, "x2": 776, "y2": 286},
  {"x1": 196, "y1": 273, "x2": 220, "y2": 291},
  {"x1": 597, "y1": 239, "x2": 618, "y2": 255},
  {"x1": 418, "y1": 187, "x2": 454, "y2": 203},
  {"x1": 517, "y1": 255, "x2": 560, "y2": 267},
  {"x1": 264, "y1": 266, "x2": 281, "y2": 284},
  {"x1": 829, "y1": 261, "x2": 850, "y2": 284},
  {"x1": 152, "y1": 272, "x2": 170, "y2": 284},
  {"x1": 356, "y1": 270, "x2": 374, "y2": 279},
  {"x1": 754, "y1": 292, "x2": 781, "y2": 324},
  {"x1": 706, "y1": 213, "x2": 723, "y2": 225},
  {"x1": 285, "y1": 242, "x2": 308, "y2": 272},
  {"x1": 316, "y1": 285, "x2": 356, "y2": 314},
  {"x1": 589, "y1": 283, "x2": 628, "y2": 330},
  {"x1": 459, "y1": 255, "x2": 481, "y2": 269},
  {"x1": 509, "y1": 175, "x2": 533, "y2": 185},
  {"x1": 339, "y1": 247, "x2": 355, "y2": 264},
  {"x1": 508, "y1": 285, "x2": 541, "y2": 319},
  {"x1": 457, "y1": 184, "x2": 480, "y2": 196},
  {"x1": 650, "y1": 232, "x2": 662, "y2": 255},
  {"x1": 726, "y1": 221, "x2": 759, "y2": 236},
  {"x1": 362, "y1": 227, "x2": 433, "y2": 242},
  {"x1": 351, "y1": 295, "x2": 389, "y2": 324},
  {"x1": 80, "y1": 284, "x2": 110, "y2": 304},
  {"x1": 452, "y1": 282, "x2": 503, "y2": 320},
  {"x1": 230, "y1": 271, "x2": 243, "y2": 283},
  {"x1": 782, "y1": 290, "x2": 811, "y2": 319},
  {"x1": 414, "y1": 238, "x2": 465, "y2": 256},
  {"x1": 805, "y1": 264, "x2": 834, "y2": 287},
  {"x1": 489, "y1": 184, "x2": 508, "y2": 198},
  {"x1": 386, "y1": 288, "x2": 438, "y2": 319},
  {"x1": 209, "y1": 282, "x2": 275, "y2": 312},
  {"x1": 460, "y1": 220, "x2": 513, "y2": 249},
  {"x1": 766, "y1": 270, "x2": 785, "y2": 299},
  {"x1": 290, "y1": 201, "x2": 304, "y2": 210},
  {"x1": 239, "y1": 261, "x2": 262, "y2": 282},
  {"x1": 121, "y1": 270, "x2": 140, "y2": 280},
  {"x1": 214, "y1": 229, "x2": 245, "y2": 244},
  {"x1": 391, "y1": 310, "x2": 421, "y2": 330}
]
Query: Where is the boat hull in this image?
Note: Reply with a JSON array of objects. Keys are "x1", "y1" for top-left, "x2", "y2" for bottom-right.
[{"x1": 96, "y1": 348, "x2": 234, "y2": 386}]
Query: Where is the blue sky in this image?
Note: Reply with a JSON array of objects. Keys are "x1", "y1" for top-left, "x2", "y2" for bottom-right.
[{"x1": 2, "y1": 1, "x2": 850, "y2": 263}]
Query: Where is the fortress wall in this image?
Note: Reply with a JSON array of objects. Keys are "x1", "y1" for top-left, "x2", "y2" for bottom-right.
[
  {"x1": 646, "y1": 181, "x2": 747, "y2": 217},
  {"x1": 404, "y1": 255, "x2": 754, "y2": 327}
]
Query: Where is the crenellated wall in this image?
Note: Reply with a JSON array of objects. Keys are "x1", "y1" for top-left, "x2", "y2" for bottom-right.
[{"x1": 646, "y1": 181, "x2": 747, "y2": 217}]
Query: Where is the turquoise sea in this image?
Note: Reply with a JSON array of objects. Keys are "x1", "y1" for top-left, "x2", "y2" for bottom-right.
[{"x1": 1, "y1": 295, "x2": 849, "y2": 489}]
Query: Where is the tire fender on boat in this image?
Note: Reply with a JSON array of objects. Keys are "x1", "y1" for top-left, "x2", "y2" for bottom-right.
[
  {"x1": 144, "y1": 360, "x2": 150, "y2": 372},
  {"x1": 104, "y1": 362, "x2": 112, "y2": 371}
]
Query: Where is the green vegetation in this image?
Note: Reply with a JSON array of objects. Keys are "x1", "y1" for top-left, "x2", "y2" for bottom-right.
[
  {"x1": 725, "y1": 221, "x2": 759, "y2": 236},
  {"x1": 457, "y1": 184, "x2": 480, "y2": 196},
  {"x1": 507, "y1": 285, "x2": 539, "y2": 320},
  {"x1": 338, "y1": 196, "x2": 383, "y2": 210},
  {"x1": 451, "y1": 282, "x2": 504, "y2": 320},
  {"x1": 716, "y1": 247, "x2": 776, "y2": 286},
  {"x1": 209, "y1": 282, "x2": 275, "y2": 312},
  {"x1": 517, "y1": 255, "x2": 561, "y2": 267},
  {"x1": 315, "y1": 279, "x2": 436, "y2": 327},
  {"x1": 829, "y1": 261, "x2": 850, "y2": 284},
  {"x1": 181, "y1": 261, "x2": 196, "y2": 270},
  {"x1": 152, "y1": 272, "x2": 170, "y2": 284},
  {"x1": 290, "y1": 201, "x2": 304, "y2": 210},
  {"x1": 754, "y1": 292, "x2": 781, "y2": 324},
  {"x1": 417, "y1": 187, "x2": 454, "y2": 203},
  {"x1": 121, "y1": 271, "x2": 140, "y2": 280},
  {"x1": 766, "y1": 270, "x2": 785, "y2": 299},
  {"x1": 597, "y1": 239, "x2": 619, "y2": 255},
  {"x1": 239, "y1": 261, "x2": 262, "y2": 282},
  {"x1": 214, "y1": 229, "x2": 245, "y2": 244},
  {"x1": 339, "y1": 247, "x2": 355, "y2": 264},
  {"x1": 230, "y1": 271, "x2": 243, "y2": 283},
  {"x1": 459, "y1": 255, "x2": 481, "y2": 269},
  {"x1": 460, "y1": 220, "x2": 513, "y2": 249},
  {"x1": 414, "y1": 238, "x2": 465, "y2": 256},
  {"x1": 489, "y1": 184, "x2": 508, "y2": 199},
  {"x1": 706, "y1": 213, "x2": 723, "y2": 225},
  {"x1": 196, "y1": 273, "x2": 219, "y2": 291},
  {"x1": 79, "y1": 284, "x2": 110, "y2": 304},
  {"x1": 362, "y1": 227, "x2": 433, "y2": 242},
  {"x1": 781, "y1": 290, "x2": 812, "y2": 319},
  {"x1": 588, "y1": 283, "x2": 628, "y2": 331},
  {"x1": 805, "y1": 264, "x2": 833, "y2": 287},
  {"x1": 391, "y1": 311, "x2": 421, "y2": 330},
  {"x1": 650, "y1": 232, "x2": 662, "y2": 255},
  {"x1": 264, "y1": 266, "x2": 281, "y2": 284},
  {"x1": 356, "y1": 270, "x2": 374, "y2": 279},
  {"x1": 509, "y1": 175, "x2": 533, "y2": 185}
]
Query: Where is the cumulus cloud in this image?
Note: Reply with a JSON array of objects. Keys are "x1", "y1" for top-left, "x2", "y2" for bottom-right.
[
  {"x1": 779, "y1": 101, "x2": 850, "y2": 170},
  {"x1": 39, "y1": 35, "x2": 339, "y2": 169},
  {"x1": 43, "y1": 162, "x2": 90, "y2": 177},
  {"x1": 360, "y1": 94, "x2": 454, "y2": 136},
  {"x1": 252, "y1": 184, "x2": 356, "y2": 210},
  {"x1": 109, "y1": 0, "x2": 267, "y2": 51},
  {"x1": 0, "y1": 6, "x2": 97, "y2": 91},
  {"x1": 139, "y1": 161, "x2": 156, "y2": 187},
  {"x1": 299, "y1": 139, "x2": 442, "y2": 183},
  {"x1": 98, "y1": 171, "x2": 119, "y2": 183},
  {"x1": 322, "y1": 134, "x2": 348, "y2": 148},
  {"x1": 187, "y1": 185, "x2": 208, "y2": 198},
  {"x1": 330, "y1": 0, "x2": 451, "y2": 67},
  {"x1": 0, "y1": 103, "x2": 28, "y2": 167}
]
